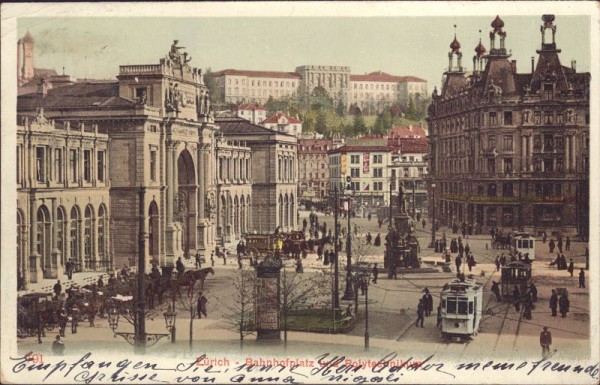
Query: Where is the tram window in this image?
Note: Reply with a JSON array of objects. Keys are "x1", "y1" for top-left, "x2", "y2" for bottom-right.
[
  {"x1": 458, "y1": 299, "x2": 468, "y2": 315},
  {"x1": 447, "y1": 298, "x2": 457, "y2": 313},
  {"x1": 469, "y1": 301, "x2": 474, "y2": 314}
]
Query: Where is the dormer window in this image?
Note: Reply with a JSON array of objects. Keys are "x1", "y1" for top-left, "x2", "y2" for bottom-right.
[{"x1": 543, "y1": 82, "x2": 554, "y2": 100}]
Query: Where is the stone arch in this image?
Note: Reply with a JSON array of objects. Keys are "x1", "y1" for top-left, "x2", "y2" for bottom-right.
[
  {"x1": 70, "y1": 205, "x2": 81, "y2": 270},
  {"x1": 176, "y1": 149, "x2": 196, "y2": 258},
  {"x1": 37, "y1": 205, "x2": 52, "y2": 277},
  {"x1": 227, "y1": 195, "x2": 233, "y2": 242},
  {"x1": 177, "y1": 149, "x2": 196, "y2": 186},
  {"x1": 148, "y1": 201, "x2": 159, "y2": 264},
  {"x1": 84, "y1": 205, "x2": 95, "y2": 270}
]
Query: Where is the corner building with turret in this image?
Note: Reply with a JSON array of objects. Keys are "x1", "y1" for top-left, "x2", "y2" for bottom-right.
[{"x1": 427, "y1": 15, "x2": 589, "y2": 238}]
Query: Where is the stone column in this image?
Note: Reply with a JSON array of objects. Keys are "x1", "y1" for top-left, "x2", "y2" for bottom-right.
[
  {"x1": 29, "y1": 192, "x2": 41, "y2": 283},
  {"x1": 528, "y1": 136, "x2": 534, "y2": 172}
]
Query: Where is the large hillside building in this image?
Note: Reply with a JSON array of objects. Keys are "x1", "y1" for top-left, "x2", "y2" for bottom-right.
[{"x1": 427, "y1": 15, "x2": 589, "y2": 237}]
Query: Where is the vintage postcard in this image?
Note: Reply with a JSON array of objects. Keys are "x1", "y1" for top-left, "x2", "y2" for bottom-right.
[{"x1": 1, "y1": 2, "x2": 598, "y2": 384}]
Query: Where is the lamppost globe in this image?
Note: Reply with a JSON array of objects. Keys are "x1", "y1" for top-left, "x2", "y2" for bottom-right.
[
  {"x1": 108, "y1": 307, "x2": 119, "y2": 333},
  {"x1": 163, "y1": 305, "x2": 176, "y2": 330}
]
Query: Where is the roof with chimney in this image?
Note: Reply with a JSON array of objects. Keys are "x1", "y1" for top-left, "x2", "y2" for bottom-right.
[
  {"x1": 261, "y1": 111, "x2": 302, "y2": 125},
  {"x1": 215, "y1": 116, "x2": 296, "y2": 137}
]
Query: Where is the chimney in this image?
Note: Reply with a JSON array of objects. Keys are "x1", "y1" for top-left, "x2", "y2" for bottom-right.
[
  {"x1": 571, "y1": 60, "x2": 577, "y2": 71},
  {"x1": 531, "y1": 57, "x2": 535, "y2": 73},
  {"x1": 511, "y1": 60, "x2": 517, "y2": 74},
  {"x1": 37, "y1": 78, "x2": 48, "y2": 96}
]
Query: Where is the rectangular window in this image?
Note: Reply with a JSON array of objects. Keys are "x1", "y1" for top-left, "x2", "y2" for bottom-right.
[
  {"x1": 503, "y1": 135, "x2": 513, "y2": 150},
  {"x1": 503, "y1": 158, "x2": 513, "y2": 173},
  {"x1": 97, "y1": 151, "x2": 105, "y2": 182},
  {"x1": 373, "y1": 168, "x2": 383, "y2": 177},
  {"x1": 70, "y1": 149, "x2": 77, "y2": 182},
  {"x1": 534, "y1": 111, "x2": 542, "y2": 124},
  {"x1": 489, "y1": 112, "x2": 498, "y2": 125},
  {"x1": 351, "y1": 181, "x2": 360, "y2": 191},
  {"x1": 83, "y1": 150, "x2": 91, "y2": 182},
  {"x1": 373, "y1": 155, "x2": 383, "y2": 164},
  {"x1": 350, "y1": 155, "x2": 360, "y2": 164},
  {"x1": 150, "y1": 150, "x2": 157, "y2": 181},
  {"x1": 373, "y1": 182, "x2": 383, "y2": 191},
  {"x1": 350, "y1": 168, "x2": 360, "y2": 177},
  {"x1": 447, "y1": 297, "x2": 457, "y2": 314},
  {"x1": 504, "y1": 111, "x2": 513, "y2": 125},
  {"x1": 53, "y1": 148, "x2": 63, "y2": 183},
  {"x1": 543, "y1": 135, "x2": 554, "y2": 151},
  {"x1": 36, "y1": 147, "x2": 46, "y2": 182},
  {"x1": 556, "y1": 158, "x2": 564, "y2": 172},
  {"x1": 488, "y1": 135, "x2": 496, "y2": 149},
  {"x1": 458, "y1": 298, "x2": 468, "y2": 315}
]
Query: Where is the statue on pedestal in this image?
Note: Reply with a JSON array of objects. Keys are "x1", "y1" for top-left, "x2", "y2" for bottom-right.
[{"x1": 398, "y1": 182, "x2": 407, "y2": 214}]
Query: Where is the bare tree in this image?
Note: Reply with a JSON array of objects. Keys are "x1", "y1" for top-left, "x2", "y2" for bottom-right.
[
  {"x1": 218, "y1": 268, "x2": 256, "y2": 347},
  {"x1": 176, "y1": 281, "x2": 205, "y2": 351}
]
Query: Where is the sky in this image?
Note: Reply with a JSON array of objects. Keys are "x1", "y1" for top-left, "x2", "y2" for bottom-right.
[{"x1": 16, "y1": 14, "x2": 591, "y2": 91}]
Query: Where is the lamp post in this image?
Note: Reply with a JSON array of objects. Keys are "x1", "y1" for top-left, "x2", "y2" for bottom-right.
[
  {"x1": 163, "y1": 304, "x2": 177, "y2": 344},
  {"x1": 357, "y1": 270, "x2": 370, "y2": 350},
  {"x1": 342, "y1": 180, "x2": 355, "y2": 300},
  {"x1": 429, "y1": 183, "x2": 437, "y2": 248},
  {"x1": 332, "y1": 186, "x2": 340, "y2": 309}
]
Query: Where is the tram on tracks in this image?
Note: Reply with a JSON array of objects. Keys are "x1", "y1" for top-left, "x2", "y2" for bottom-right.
[
  {"x1": 511, "y1": 231, "x2": 536, "y2": 260},
  {"x1": 500, "y1": 260, "x2": 532, "y2": 300},
  {"x1": 440, "y1": 277, "x2": 483, "y2": 340}
]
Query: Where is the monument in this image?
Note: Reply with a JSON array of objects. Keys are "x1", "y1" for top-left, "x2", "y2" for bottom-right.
[
  {"x1": 384, "y1": 182, "x2": 421, "y2": 269},
  {"x1": 255, "y1": 253, "x2": 282, "y2": 341}
]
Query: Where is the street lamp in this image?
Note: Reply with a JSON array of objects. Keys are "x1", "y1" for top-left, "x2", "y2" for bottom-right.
[
  {"x1": 163, "y1": 304, "x2": 177, "y2": 344},
  {"x1": 108, "y1": 307, "x2": 119, "y2": 334},
  {"x1": 357, "y1": 270, "x2": 370, "y2": 350},
  {"x1": 332, "y1": 186, "x2": 340, "y2": 309},
  {"x1": 429, "y1": 183, "x2": 437, "y2": 248},
  {"x1": 342, "y1": 177, "x2": 355, "y2": 300}
]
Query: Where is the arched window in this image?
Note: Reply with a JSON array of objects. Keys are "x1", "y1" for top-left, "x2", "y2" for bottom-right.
[
  {"x1": 84, "y1": 205, "x2": 94, "y2": 270},
  {"x1": 57, "y1": 207, "x2": 66, "y2": 267},
  {"x1": 289, "y1": 194, "x2": 295, "y2": 228},
  {"x1": 284, "y1": 194, "x2": 289, "y2": 228},
  {"x1": 37, "y1": 205, "x2": 51, "y2": 271},
  {"x1": 98, "y1": 205, "x2": 107, "y2": 268},
  {"x1": 246, "y1": 195, "x2": 251, "y2": 233},
  {"x1": 240, "y1": 196, "x2": 246, "y2": 234},
  {"x1": 278, "y1": 195, "x2": 283, "y2": 228},
  {"x1": 70, "y1": 206, "x2": 80, "y2": 269}
]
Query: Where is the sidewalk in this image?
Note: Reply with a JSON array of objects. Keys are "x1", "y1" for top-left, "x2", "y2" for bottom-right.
[{"x1": 18, "y1": 271, "x2": 105, "y2": 296}]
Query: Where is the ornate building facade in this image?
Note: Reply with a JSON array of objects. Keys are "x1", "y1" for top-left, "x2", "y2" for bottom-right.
[
  {"x1": 427, "y1": 15, "x2": 589, "y2": 237},
  {"x1": 17, "y1": 41, "x2": 298, "y2": 287},
  {"x1": 298, "y1": 139, "x2": 333, "y2": 204}
]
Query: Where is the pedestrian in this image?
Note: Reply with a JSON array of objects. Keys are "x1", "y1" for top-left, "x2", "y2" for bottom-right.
[
  {"x1": 467, "y1": 255, "x2": 475, "y2": 272},
  {"x1": 559, "y1": 293, "x2": 570, "y2": 318},
  {"x1": 549, "y1": 239, "x2": 555, "y2": 253},
  {"x1": 97, "y1": 275, "x2": 104, "y2": 288},
  {"x1": 323, "y1": 250, "x2": 330, "y2": 266},
  {"x1": 491, "y1": 281, "x2": 502, "y2": 302},
  {"x1": 416, "y1": 299, "x2": 425, "y2": 328},
  {"x1": 424, "y1": 288, "x2": 433, "y2": 316},
  {"x1": 579, "y1": 269, "x2": 585, "y2": 288},
  {"x1": 223, "y1": 250, "x2": 227, "y2": 265},
  {"x1": 557, "y1": 237, "x2": 563, "y2": 253},
  {"x1": 513, "y1": 285, "x2": 521, "y2": 311},
  {"x1": 390, "y1": 262, "x2": 397, "y2": 279},
  {"x1": 567, "y1": 259, "x2": 574, "y2": 277},
  {"x1": 317, "y1": 245, "x2": 323, "y2": 260},
  {"x1": 302, "y1": 218, "x2": 307, "y2": 232},
  {"x1": 495, "y1": 256, "x2": 501, "y2": 272},
  {"x1": 58, "y1": 307, "x2": 68, "y2": 337},
  {"x1": 523, "y1": 294, "x2": 533, "y2": 320},
  {"x1": 237, "y1": 253, "x2": 242, "y2": 269},
  {"x1": 530, "y1": 282, "x2": 538, "y2": 302},
  {"x1": 197, "y1": 292, "x2": 208, "y2": 319},
  {"x1": 195, "y1": 251, "x2": 202, "y2": 269},
  {"x1": 455, "y1": 255, "x2": 462, "y2": 274},
  {"x1": 366, "y1": 232, "x2": 372, "y2": 245},
  {"x1": 374, "y1": 233, "x2": 381, "y2": 247},
  {"x1": 372, "y1": 263, "x2": 379, "y2": 284},
  {"x1": 210, "y1": 251, "x2": 215, "y2": 267},
  {"x1": 71, "y1": 305, "x2": 79, "y2": 334},
  {"x1": 549, "y1": 289, "x2": 558, "y2": 316},
  {"x1": 436, "y1": 304, "x2": 442, "y2": 327},
  {"x1": 542, "y1": 232, "x2": 547, "y2": 243},
  {"x1": 422, "y1": 219, "x2": 426, "y2": 230},
  {"x1": 295, "y1": 259, "x2": 304, "y2": 273},
  {"x1": 66, "y1": 258, "x2": 74, "y2": 280},
  {"x1": 565, "y1": 236, "x2": 571, "y2": 251},
  {"x1": 368, "y1": 212, "x2": 372, "y2": 221},
  {"x1": 53, "y1": 280, "x2": 62, "y2": 300},
  {"x1": 52, "y1": 335, "x2": 65, "y2": 355},
  {"x1": 540, "y1": 327, "x2": 552, "y2": 358},
  {"x1": 176, "y1": 257, "x2": 185, "y2": 275},
  {"x1": 464, "y1": 243, "x2": 470, "y2": 256}
]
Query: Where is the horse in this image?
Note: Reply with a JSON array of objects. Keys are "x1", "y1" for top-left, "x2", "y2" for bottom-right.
[{"x1": 185, "y1": 267, "x2": 215, "y2": 290}]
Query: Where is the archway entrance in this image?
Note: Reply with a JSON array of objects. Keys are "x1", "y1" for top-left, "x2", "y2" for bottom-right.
[{"x1": 176, "y1": 150, "x2": 196, "y2": 259}]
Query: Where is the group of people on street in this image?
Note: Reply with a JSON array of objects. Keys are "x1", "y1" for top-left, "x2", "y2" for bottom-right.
[{"x1": 415, "y1": 288, "x2": 434, "y2": 328}]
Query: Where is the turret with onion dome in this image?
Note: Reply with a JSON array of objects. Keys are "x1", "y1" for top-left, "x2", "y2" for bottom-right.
[
  {"x1": 489, "y1": 15, "x2": 508, "y2": 56},
  {"x1": 540, "y1": 14, "x2": 557, "y2": 50},
  {"x1": 473, "y1": 30, "x2": 487, "y2": 73},
  {"x1": 448, "y1": 25, "x2": 464, "y2": 72}
]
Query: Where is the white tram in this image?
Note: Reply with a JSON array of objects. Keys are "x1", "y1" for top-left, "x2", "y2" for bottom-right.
[
  {"x1": 511, "y1": 231, "x2": 536, "y2": 261},
  {"x1": 440, "y1": 277, "x2": 483, "y2": 339}
]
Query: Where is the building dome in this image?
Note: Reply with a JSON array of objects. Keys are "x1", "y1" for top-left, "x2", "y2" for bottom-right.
[
  {"x1": 491, "y1": 15, "x2": 505, "y2": 30},
  {"x1": 475, "y1": 40, "x2": 486, "y2": 57},
  {"x1": 450, "y1": 37, "x2": 461, "y2": 52}
]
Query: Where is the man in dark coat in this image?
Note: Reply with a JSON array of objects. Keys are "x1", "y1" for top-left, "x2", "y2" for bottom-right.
[
  {"x1": 66, "y1": 259, "x2": 74, "y2": 280},
  {"x1": 415, "y1": 299, "x2": 425, "y2": 328},
  {"x1": 195, "y1": 251, "x2": 202, "y2": 269},
  {"x1": 491, "y1": 281, "x2": 502, "y2": 302},
  {"x1": 529, "y1": 282, "x2": 538, "y2": 302},
  {"x1": 424, "y1": 289, "x2": 433, "y2": 316},
  {"x1": 495, "y1": 256, "x2": 501, "y2": 272},
  {"x1": 549, "y1": 289, "x2": 558, "y2": 316},
  {"x1": 374, "y1": 233, "x2": 381, "y2": 247},
  {"x1": 372, "y1": 264, "x2": 379, "y2": 284},
  {"x1": 366, "y1": 233, "x2": 372, "y2": 245},
  {"x1": 513, "y1": 285, "x2": 521, "y2": 311},
  {"x1": 197, "y1": 292, "x2": 208, "y2": 319},
  {"x1": 567, "y1": 259, "x2": 574, "y2": 277},
  {"x1": 559, "y1": 293, "x2": 570, "y2": 318},
  {"x1": 52, "y1": 335, "x2": 65, "y2": 355},
  {"x1": 565, "y1": 236, "x2": 571, "y2": 251},
  {"x1": 557, "y1": 237, "x2": 563, "y2": 253},
  {"x1": 53, "y1": 280, "x2": 62, "y2": 300},
  {"x1": 540, "y1": 327, "x2": 552, "y2": 358},
  {"x1": 579, "y1": 269, "x2": 585, "y2": 288},
  {"x1": 549, "y1": 239, "x2": 555, "y2": 253},
  {"x1": 176, "y1": 257, "x2": 185, "y2": 275},
  {"x1": 455, "y1": 255, "x2": 462, "y2": 274},
  {"x1": 523, "y1": 294, "x2": 533, "y2": 320}
]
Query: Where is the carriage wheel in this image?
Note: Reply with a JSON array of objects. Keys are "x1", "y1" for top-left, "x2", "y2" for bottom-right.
[{"x1": 45, "y1": 323, "x2": 56, "y2": 332}]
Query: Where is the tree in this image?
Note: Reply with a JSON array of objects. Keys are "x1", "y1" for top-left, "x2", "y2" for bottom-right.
[
  {"x1": 373, "y1": 108, "x2": 393, "y2": 135},
  {"x1": 176, "y1": 283, "x2": 205, "y2": 351},
  {"x1": 310, "y1": 86, "x2": 334, "y2": 111},
  {"x1": 352, "y1": 113, "x2": 368, "y2": 137},
  {"x1": 315, "y1": 110, "x2": 328, "y2": 135},
  {"x1": 203, "y1": 68, "x2": 221, "y2": 104},
  {"x1": 218, "y1": 269, "x2": 256, "y2": 347}
]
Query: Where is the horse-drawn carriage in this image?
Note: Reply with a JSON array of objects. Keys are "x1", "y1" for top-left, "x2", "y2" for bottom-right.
[
  {"x1": 281, "y1": 231, "x2": 309, "y2": 259},
  {"x1": 245, "y1": 233, "x2": 284, "y2": 258}
]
